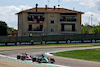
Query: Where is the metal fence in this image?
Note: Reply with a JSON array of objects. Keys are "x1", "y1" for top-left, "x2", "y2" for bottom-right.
[{"x1": 0, "y1": 34, "x2": 100, "y2": 43}]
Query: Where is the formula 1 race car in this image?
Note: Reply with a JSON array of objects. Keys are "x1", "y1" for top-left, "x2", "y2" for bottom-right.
[
  {"x1": 17, "y1": 53, "x2": 31, "y2": 60},
  {"x1": 32, "y1": 54, "x2": 55, "y2": 63}
]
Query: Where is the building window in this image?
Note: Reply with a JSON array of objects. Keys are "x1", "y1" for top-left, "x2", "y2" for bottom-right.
[
  {"x1": 72, "y1": 24, "x2": 75, "y2": 31},
  {"x1": 50, "y1": 29, "x2": 54, "y2": 32},
  {"x1": 61, "y1": 24, "x2": 64, "y2": 31},
  {"x1": 50, "y1": 20, "x2": 54, "y2": 24},
  {"x1": 29, "y1": 25, "x2": 32, "y2": 31}
]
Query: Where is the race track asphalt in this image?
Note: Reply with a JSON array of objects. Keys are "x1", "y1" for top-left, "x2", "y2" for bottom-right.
[{"x1": 0, "y1": 46, "x2": 100, "y2": 67}]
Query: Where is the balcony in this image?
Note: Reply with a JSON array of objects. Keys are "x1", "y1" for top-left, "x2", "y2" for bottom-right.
[
  {"x1": 61, "y1": 31, "x2": 76, "y2": 33},
  {"x1": 28, "y1": 28, "x2": 44, "y2": 33},
  {"x1": 60, "y1": 18, "x2": 76, "y2": 23},
  {"x1": 28, "y1": 17, "x2": 45, "y2": 24}
]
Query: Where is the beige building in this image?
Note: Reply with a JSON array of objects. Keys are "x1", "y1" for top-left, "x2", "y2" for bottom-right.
[{"x1": 17, "y1": 5, "x2": 84, "y2": 36}]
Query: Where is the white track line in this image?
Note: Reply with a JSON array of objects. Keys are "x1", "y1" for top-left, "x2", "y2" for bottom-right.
[
  {"x1": 0, "y1": 55, "x2": 16, "y2": 59},
  {"x1": 42, "y1": 63, "x2": 70, "y2": 67}
]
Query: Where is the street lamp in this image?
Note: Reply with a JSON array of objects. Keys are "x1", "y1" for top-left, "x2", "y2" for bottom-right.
[{"x1": 91, "y1": 14, "x2": 93, "y2": 26}]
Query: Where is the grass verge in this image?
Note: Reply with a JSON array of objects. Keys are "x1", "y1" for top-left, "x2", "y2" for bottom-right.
[{"x1": 53, "y1": 48, "x2": 100, "y2": 62}]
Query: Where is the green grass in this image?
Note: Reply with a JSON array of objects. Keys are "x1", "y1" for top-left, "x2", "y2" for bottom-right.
[
  {"x1": 91, "y1": 43, "x2": 100, "y2": 46},
  {"x1": 53, "y1": 48, "x2": 100, "y2": 62}
]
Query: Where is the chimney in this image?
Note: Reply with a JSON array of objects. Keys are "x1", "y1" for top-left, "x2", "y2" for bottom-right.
[
  {"x1": 58, "y1": 5, "x2": 60, "y2": 7},
  {"x1": 36, "y1": 4, "x2": 38, "y2": 12},
  {"x1": 58, "y1": 5, "x2": 60, "y2": 9},
  {"x1": 45, "y1": 5, "x2": 47, "y2": 10},
  {"x1": 54, "y1": 6, "x2": 56, "y2": 10}
]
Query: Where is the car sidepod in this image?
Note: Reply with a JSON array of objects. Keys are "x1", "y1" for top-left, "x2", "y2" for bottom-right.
[{"x1": 44, "y1": 57, "x2": 49, "y2": 63}]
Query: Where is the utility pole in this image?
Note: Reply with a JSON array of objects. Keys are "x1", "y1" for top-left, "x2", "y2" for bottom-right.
[
  {"x1": 58, "y1": 0, "x2": 60, "y2": 7},
  {"x1": 88, "y1": 16, "x2": 90, "y2": 25},
  {"x1": 48, "y1": 0, "x2": 50, "y2": 7},
  {"x1": 91, "y1": 14, "x2": 93, "y2": 26}
]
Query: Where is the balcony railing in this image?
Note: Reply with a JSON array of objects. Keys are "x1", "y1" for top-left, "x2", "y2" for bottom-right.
[
  {"x1": 28, "y1": 17, "x2": 45, "y2": 23},
  {"x1": 28, "y1": 28, "x2": 44, "y2": 33},
  {"x1": 28, "y1": 18, "x2": 44, "y2": 21},
  {"x1": 60, "y1": 18, "x2": 76, "y2": 22},
  {"x1": 61, "y1": 31, "x2": 76, "y2": 33}
]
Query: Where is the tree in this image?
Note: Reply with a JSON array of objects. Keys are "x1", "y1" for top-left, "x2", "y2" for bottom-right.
[
  {"x1": 7, "y1": 27, "x2": 16, "y2": 35},
  {"x1": 0, "y1": 21, "x2": 8, "y2": 36},
  {"x1": 92, "y1": 23, "x2": 100, "y2": 34},
  {"x1": 81, "y1": 23, "x2": 92, "y2": 34},
  {"x1": 82, "y1": 22, "x2": 100, "y2": 34}
]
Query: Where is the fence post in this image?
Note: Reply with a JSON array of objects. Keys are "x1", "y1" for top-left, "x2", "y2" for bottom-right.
[
  {"x1": 81, "y1": 40, "x2": 83, "y2": 43},
  {"x1": 56, "y1": 35, "x2": 59, "y2": 44},
  {"x1": 5, "y1": 42, "x2": 7, "y2": 46},
  {"x1": 81, "y1": 34, "x2": 84, "y2": 43},
  {"x1": 57, "y1": 41, "x2": 59, "y2": 44}
]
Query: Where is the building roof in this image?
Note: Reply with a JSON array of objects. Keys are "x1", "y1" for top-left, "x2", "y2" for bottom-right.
[
  {"x1": 17, "y1": 7, "x2": 84, "y2": 14},
  {"x1": 8, "y1": 30, "x2": 18, "y2": 37}
]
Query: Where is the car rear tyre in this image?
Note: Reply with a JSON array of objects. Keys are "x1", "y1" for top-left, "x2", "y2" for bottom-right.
[
  {"x1": 38, "y1": 59, "x2": 41, "y2": 63},
  {"x1": 32, "y1": 58, "x2": 36, "y2": 62},
  {"x1": 50, "y1": 58, "x2": 55, "y2": 64},
  {"x1": 50, "y1": 62, "x2": 54, "y2": 64},
  {"x1": 17, "y1": 55, "x2": 20, "y2": 59}
]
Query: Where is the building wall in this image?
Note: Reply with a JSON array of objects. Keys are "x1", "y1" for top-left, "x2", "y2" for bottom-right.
[
  {"x1": 44, "y1": 13, "x2": 61, "y2": 35},
  {"x1": 64, "y1": 25, "x2": 72, "y2": 31},
  {"x1": 18, "y1": 12, "x2": 82, "y2": 36},
  {"x1": 18, "y1": 13, "x2": 23, "y2": 36},
  {"x1": 22, "y1": 13, "x2": 29, "y2": 36},
  {"x1": 76, "y1": 13, "x2": 81, "y2": 34},
  {"x1": 32, "y1": 24, "x2": 40, "y2": 30}
]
